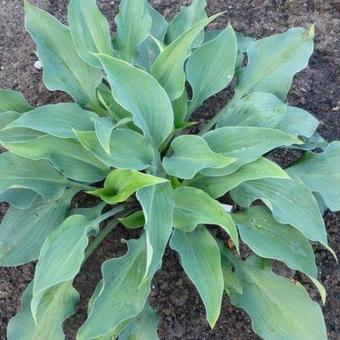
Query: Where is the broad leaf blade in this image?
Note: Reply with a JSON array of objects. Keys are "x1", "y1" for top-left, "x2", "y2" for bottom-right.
[
  {"x1": 31, "y1": 213, "x2": 110, "y2": 319},
  {"x1": 163, "y1": 135, "x2": 235, "y2": 179},
  {"x1": 185, "y1": 157, "x2": 289, "y2": 198},
  {"x1": 8, "y1": 281, "x2": 79, "y2": 340},
  {"x1": 6, "y1": 103, "x2": 98, "y2": 138},
  {"x1": 235, "y1": 26, "x2": 314, "y2": 100},
  {"x1": 0, "y1": 127, "x2": 44, "y2": 143},
  {"x1": 114, "y1": 0, "x2": 152, "y2": 62},
  {"x1": 137, "y1": 182, "x2": 174, "y2": 280},
  {"x1": 276, "y1": 106, "x2": 319, "y2": 137},
  {"x1": 173, "y1": 186, "x2": 238, "y2": 249},
  {"x1": 0, "y1": 111, "x2": 21, "y2": 130},
  {"x1": 120, "y1": 303, "x2": 159, "y2": 340},
  {"x1": 0, "y1": 152, "x2": 68, "y2": 200},
  {"x1": 148, "y1": 4, "x2": 168, "y2": 41},
  {"x1": 186, "y1": 25, "x2": 237, "y2": 113},
  {"x1": 3, "y1": 135, "x2": 109, "y2": 183},
  {"x1": 221, "y1": 257, "x2": 242, "y2": 295},
  {"x1": 24, "y1": 2, "x2": 102, "y2": 107},
  {"x1": 233, "y1": 206, "x2": 317, "y2": 277},
  {"x1": 170, "y1": 226, "x2": 223, "y2": 328},
  {"x1": 172, "y1": 89, "x2": 188, "y2": 124},
  {"x1": 217, "y1": 92, "x2": 287, "y2": 129},
  {"x1": 230, "y1": 177, "x2": 329, "y2": 247},
  {"x1": 202, "y1": 126, "x2": 302, "y2": 176},
  {"x1": 287, "y1": 141, "x2": 340, "y2": 211},
  {"x1": 77, "y1": 236, "x2": 151, "y2": 339},
  {"x1": 94, "y1": 117, "x2": 115, "y2": 154},
  {"x1": 152, "y1": 14, "x2": 220, "y2": 101},
  {"x1": 166, "y1": 0, "x2": 207, "y2": 46},
  {"x1": 96, "y1": 55, "x2": 174, "y2": 147},
  {"x1": 68, "y1": 0, "x2": 114, "y2": 68},
  {"x1": 91, "y1": 169, "x2": 167, "y2": 204},
  {"x1": 0, "y1": 191, "x2": 74, "y2": 266},
  {"x1": 228, "y1": 256, "x2": 327, "y2": 340},
  {"x1": 0, "y1": 89, "x2": 33, "y2": 113},
  {"x1": 75, "y1": 130, "x2": 154, "y2": 170},
  {"x1": 0, "y1": 188, "x2": 37, "y2": 209}
]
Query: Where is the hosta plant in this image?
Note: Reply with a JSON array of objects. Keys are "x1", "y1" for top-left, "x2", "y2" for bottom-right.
[{"x1": 1, "y1": 0, "x2": 338, "y2": 339}]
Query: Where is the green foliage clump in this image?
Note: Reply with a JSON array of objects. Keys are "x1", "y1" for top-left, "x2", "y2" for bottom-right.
[{"x1": 0, "y1": 0, "x2": 337, "y2": 339}]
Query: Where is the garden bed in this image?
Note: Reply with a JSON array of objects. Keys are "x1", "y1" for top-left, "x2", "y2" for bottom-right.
[{"x1": 0, "y1": 0, "x2": 339, "y2": 339}]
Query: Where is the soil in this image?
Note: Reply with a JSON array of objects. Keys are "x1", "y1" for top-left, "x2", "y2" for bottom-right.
[{"x1": 1, "y1": 0, "x2": 340, "y2": 339}]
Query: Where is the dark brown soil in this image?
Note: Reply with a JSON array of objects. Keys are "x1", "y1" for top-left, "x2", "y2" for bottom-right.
[{"x1": 1, "y1": 0, "x2": 339, "y2": 339}]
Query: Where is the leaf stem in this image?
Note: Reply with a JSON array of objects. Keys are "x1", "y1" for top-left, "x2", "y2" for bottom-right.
[
  {"x1": 84, "y1": 205, "x2": 136, "y2": 261},
  {"x1": 92, "y1": 204, "x2": 129, "y2": 225},
  {"x1": 67, "y1": 180, "x2": 97, "y2": 191},
  {"x1": 84, "y1": 219, "x2": 118, "y2": 261}
]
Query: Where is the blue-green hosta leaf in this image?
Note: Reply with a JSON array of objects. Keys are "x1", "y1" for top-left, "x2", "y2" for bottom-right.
[
  {"x1": 96, "y1": 55, "x2": 174, "y2": 147},
  {"x1": 314, "y1": 192, "x2": 328, "y2": 215},
  {"x1": 0, "y1": 89, "x2": 33, "y2": 113},
  {"x1": 233, "y1": 206, "x2": 327, "y2": 303},
  {"x1": 137, "y1": 182, "x2": 174, "y2": 280},
  {"x1": 94, "y1": 117, "x2": 132, "y2": 154},
  {"x1": 185, "y1": 157, "x2": 289, "y2": 198},
  {"x1": 0, "y1": 111, "x2": 21, "y2": 130},
  {"x1": 186, "y1": 25, "x2": 237, "y2": 114},
  {"x1": 120, "y1": 303, "x2": 159, "y2": 340},
  {"x1": 31, "y1": 208, "x2": 124, "y2": 320},
  {"x1": 7, "y1": 281, "x2": 79, "y2": 340},
  {"x1": 276, "y1": 106, "x2": 319, "y2": 138},
  {"x1": 75, "y1": 130, "x2": 154, "y2": 170},
  {"x1": 173, "y1": 186, "x2": 238, "y2": 249},
  {"x1": 162, "y1": 135, "x2": 235, "y2": 179},
  {"x1": 0, "y1": 190, "x2": 74, "y2": 266},
  {"x1": 152, "y1": 14, "x2": 220, "y2": 101},
  {"x1": 114, "y1": 0, "x2": 152, "y2": 62},
  {"x1": 230, "y1": 177, "x2": 329, "y2": 248},
  {"x1": 96, "y1": 83, "x2": 132, "y2": 120},
  {"x1": 135, "y1": 5, "x2": 168, "y2": 71},
  {"x1": 0, "y1": 152, "x2": 69, "y2": 200},
  {"x1": 298, "y1": 132, "x2": 329, "y2": 151},
  {"x1": 217, "y1": 92, "x2": 287, "y2": 129},
  {"x1": 234, "y1": 32, "x2": 256, "y2": 68},
  {"x1": 204, "y1": 31, "x2": 256, "y2": 69},
  {"x1": 135, "y1": 37, "x2": 163, "y2": 72},
  {"x1": 233, "y1": 206, "x2": 317, "y2": 277},
  {"x1": 228, "y1": 256, "x2": 327, "y2": 340},
  {"x1": 0, "y1": 127, "x2": 44, "y2": 143},
  {"x1": 172, "y1": 89, "x2": 188, "y2": 124},
  {"x1": 68, "y1": 0, "x2": 113, "y2": 68},
  {"x1": 3, "y1": 135, "x2": 109, "y2": 183},
  {"x1": 94, "y1": 117, "x2": 116, "y2": 154},
  {"x1": 287, "y1": 141, "x2": 340, "y2": 211},
  {"x1": 6, "y1": 103, "x2": 97, "y2": 138},
  {"x1": 91, "y1": 169, "x2": 167, "y2": 204},
  {"x1": 221, "y1": 257, "x2": 242, "y2": 295},
  {"x1": 166, "y1": 0, "x2": 207, "y2": 46},
  {"x1": 170, "y1": 226, "x2": 223, "y2": 328},
  {"x1": 0, "y1": 188, "x2": 37, "y2": 209},
  {"x1": 70, "y1": 201, "x2": 107, "y2": 220},
  {"x1": 24, "y1": 2, "x2": 102, "y2": 107},
  {"x1": 148, "y1": 4, "x2": 168, "y2": 41},
  {"x1": 235, "y1": 26, "x2": 314, "y2": 100},
  {"x1": 77, "y1": 235, "x2": 151, "y2": 339},
  {"x1": 202, "y1": 126, "x2": 302, "y2": 176}
]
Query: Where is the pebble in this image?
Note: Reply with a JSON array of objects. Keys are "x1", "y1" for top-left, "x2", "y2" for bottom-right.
[{"x1": 34, "y1": 60, "x2": 43, "y2": 70}]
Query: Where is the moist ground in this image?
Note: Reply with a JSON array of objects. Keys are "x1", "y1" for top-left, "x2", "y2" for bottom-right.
[{"x1": 0, "y1": 0, "x2": 339, "y2": 339}]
